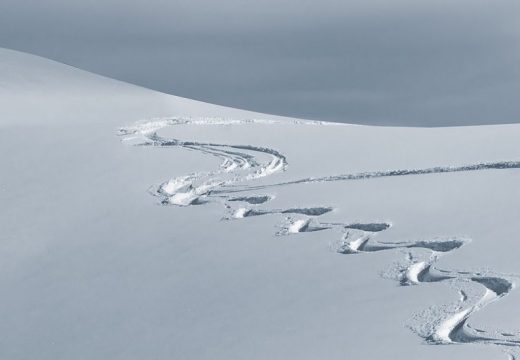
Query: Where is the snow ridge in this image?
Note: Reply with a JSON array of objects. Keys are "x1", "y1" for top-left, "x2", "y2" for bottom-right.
[{"x1": 120, "y1": 117, "x2": 520, "y2": 358}]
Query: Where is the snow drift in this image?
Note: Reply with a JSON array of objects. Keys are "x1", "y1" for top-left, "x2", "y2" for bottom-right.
[{"x1": 2, "y1": 48, "x2": 520, "y2": 360}]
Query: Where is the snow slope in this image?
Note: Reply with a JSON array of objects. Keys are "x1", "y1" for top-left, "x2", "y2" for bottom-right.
[{"x1": 2, "y1": 48, "x2": 520, "y2": 360}]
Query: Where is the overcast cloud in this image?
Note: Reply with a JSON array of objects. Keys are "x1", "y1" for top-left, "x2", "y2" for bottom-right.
[{"x1": 1, "y1": 0, "x2": 519, "y2": 125}]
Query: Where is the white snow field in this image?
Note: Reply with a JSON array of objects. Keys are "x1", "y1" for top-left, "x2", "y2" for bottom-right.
[{"x1": 2, "y1": 47, "x2": 520, "y2": 360}]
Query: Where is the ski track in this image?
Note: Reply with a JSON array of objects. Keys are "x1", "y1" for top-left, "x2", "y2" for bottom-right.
[
  {"x1": 219, "y1": 160, "x2": 520, "y2": 195},
  {"x1": 120, "y1": 117, "x2": 520, "y2": 358}
]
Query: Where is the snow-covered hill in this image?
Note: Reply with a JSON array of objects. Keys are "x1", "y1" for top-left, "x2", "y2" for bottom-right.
[{"x1": 2, "y1": 48, "x2": 520, "y2": 360}]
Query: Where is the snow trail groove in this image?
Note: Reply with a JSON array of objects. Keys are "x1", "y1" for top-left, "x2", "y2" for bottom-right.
[
  {"x1": 220, "y1": 160, "x2": 520, "y2": 194},
  {"x1": 120, "y1": 117, "x2": 520, "y2": 358}
]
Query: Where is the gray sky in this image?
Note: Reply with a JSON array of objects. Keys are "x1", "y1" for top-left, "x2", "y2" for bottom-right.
[{"x1": 1, "y1": 0, "x2": 519, "y2": 126}]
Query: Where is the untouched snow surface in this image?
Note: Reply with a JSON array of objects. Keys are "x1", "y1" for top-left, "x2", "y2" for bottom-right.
[{"x1": 2, "y1": 48, "x2": 520, "y2": 360}]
